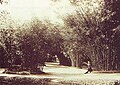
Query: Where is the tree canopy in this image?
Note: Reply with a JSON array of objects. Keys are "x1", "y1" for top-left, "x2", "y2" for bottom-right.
[{"x1": 0, "y1": 0, "x2": 120, "y2": 71}]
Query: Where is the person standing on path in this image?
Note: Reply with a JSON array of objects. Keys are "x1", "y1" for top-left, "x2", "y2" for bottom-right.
[{"x1": 84, "y1": 61, "x2": 93, "y2": 74}]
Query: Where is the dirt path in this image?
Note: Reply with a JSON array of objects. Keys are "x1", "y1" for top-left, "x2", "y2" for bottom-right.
[{"x1": 0, "y1": 62, "x2": 120, "y2": 85}]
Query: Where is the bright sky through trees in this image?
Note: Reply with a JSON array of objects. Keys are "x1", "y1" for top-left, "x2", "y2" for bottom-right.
[
  {"x1": 0, "y1": 0, "x2": 103, "y2": 24},
  {"x1": 0, "y1": 0, "x2": 74, "y2": 24}
]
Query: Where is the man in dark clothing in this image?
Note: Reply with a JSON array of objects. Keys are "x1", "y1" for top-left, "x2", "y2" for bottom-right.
[{"x1": 84, "y1": 61, "x2": 93, "y2": 74}]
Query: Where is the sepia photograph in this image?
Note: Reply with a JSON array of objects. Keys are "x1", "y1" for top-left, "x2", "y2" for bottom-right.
[{"x1": 0, "y1": 0, "x2": 120, "y2": 85}]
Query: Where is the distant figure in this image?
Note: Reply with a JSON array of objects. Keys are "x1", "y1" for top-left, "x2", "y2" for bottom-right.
[{"x1": 84, "y1": 61, "x2": 93, "y2": 74}]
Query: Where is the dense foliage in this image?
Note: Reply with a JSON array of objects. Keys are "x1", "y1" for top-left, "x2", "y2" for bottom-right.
[
  {"x1": 0, "y1": 0, "x2": 120, "y2": 71},
  {"x1": 63, "y1": 0, "x2": 120, "y2": 70}
]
